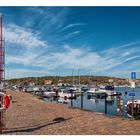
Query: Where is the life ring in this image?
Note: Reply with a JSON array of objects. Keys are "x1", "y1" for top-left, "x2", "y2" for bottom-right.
[{"x1": 0, "y1": 92, "x2": 10, "y2": 112}]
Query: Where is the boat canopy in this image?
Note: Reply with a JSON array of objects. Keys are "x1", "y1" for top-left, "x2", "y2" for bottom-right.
[{"x1": 105, "y1": 85, "x2": 114, "y2": 90}]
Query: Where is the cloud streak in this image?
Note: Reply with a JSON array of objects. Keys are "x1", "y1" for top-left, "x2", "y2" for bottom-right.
[
  {"x1": 58, "y1": 23, "x2": 86, "y2": 32},
  {"x1": 64, "y1": 31, "x2": 82, "y2": 40}
]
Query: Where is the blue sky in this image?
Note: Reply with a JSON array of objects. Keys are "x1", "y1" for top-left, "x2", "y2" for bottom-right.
[{"x1": 0, "y1": 7, "x2": 140, "y2": 79}]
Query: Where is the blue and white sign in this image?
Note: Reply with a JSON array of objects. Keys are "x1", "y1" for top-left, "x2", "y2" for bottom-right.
[
  {"x1": 131, "y1": 72, "x2": 136, "y2": 80},
  {"x1": 129, "y1": 92, "x2": 135, "y2": 97}
]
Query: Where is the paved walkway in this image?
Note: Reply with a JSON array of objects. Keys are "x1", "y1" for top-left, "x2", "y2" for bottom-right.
[{"x1": 2, "y1": 89, "x2": 140, "y2": 135}]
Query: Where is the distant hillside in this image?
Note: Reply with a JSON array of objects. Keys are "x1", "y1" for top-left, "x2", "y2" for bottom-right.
[{"x1": 6, "y1": 75, "x2": 127, "y2": 86}]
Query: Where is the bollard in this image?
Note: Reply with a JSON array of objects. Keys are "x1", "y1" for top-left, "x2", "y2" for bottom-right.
[
  {"x1": 81, "y1": 92, "x2": 83, "y2": 109},
  {"x1": 56, "y1": 90, "x2": 58, "y2": 103},
  {"x1": 105, "y1": 94, "x2": 107, "y2": 114},
  {"x1": 125, "y1": 91, "x2": 127, "y2": 95},
  {"x1": 70, "y1": 90, "x2": 73, "y2": 107},
  {"x1": 131, "y1": 88, "x2": 135, "y2": 118},
  {"x1": 131, "y1": 96, "x2": 134, "y2": 118}
]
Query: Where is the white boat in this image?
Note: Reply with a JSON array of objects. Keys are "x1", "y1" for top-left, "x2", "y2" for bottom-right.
[
  {"x1": 87, "y1": 87, "x2": 98, "y2": 93},
  {"x1": 99, "y1": 85, "x2": 106, "y2": 89},
  {"x1": 98, "y1": 89, "x2": 120, "y2": 97},
  {"x1": 43, "y1": 91, "x2": 56, "y2": 98},
  {"x1": 87, "y1": 87, "x2": 104, "y2": 99},
  {"x1": 58, "y1": 89, "x2": 74, "y2": 100},
  {"x1": 69, "y1": 86, "x2": 82, "y2": 93},
  {"x1": 126, "y1": 100, "x2": 140, "y2": 119},
  {"x1": 33, "y1": 87, "x2": 39, "y2": 91},
  {"x1": 87, "y1": 85, "x2": 121, "y2": 100}
]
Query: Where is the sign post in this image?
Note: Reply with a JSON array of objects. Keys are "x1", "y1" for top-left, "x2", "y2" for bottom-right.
[
  {"x1": 132, "y1": 96, "x2": 134, "y2": 118},
  {"x1": 130, "y1": 72, "x2": 137, "y2": 118},
  {"x1": 128, "y1": 92, "x2": 135, "y2": 118}
]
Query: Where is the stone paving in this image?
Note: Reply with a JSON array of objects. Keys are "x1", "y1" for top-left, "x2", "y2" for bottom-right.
[{"x1": 2, "y1": 89, "x2": 140, "y2": 135}]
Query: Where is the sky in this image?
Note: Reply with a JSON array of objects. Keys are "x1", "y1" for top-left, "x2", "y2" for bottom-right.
[{"x1": 0, "y1": 7, "x2": 140, "y2": 79}]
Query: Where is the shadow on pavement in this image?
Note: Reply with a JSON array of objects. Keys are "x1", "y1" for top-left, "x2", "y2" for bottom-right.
[{"x1": 3, "y1": 117, "x2": 72, "y2": 134}]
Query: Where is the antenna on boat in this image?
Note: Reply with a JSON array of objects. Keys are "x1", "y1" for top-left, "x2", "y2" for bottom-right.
[
  {"x1": 72, "y1": 69, "x2": 74, "y2": 86},
  {"x1": 78, "y1": 64, "x2": 80, "y2": 86}
]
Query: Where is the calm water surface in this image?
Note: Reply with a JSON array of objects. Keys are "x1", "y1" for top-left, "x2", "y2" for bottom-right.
[{"x1": 44, "y1": 87, "x2": 140, "y2": 118}]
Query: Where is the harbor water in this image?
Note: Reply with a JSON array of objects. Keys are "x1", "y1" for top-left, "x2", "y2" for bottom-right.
[{"x1": 44, "y1": 87, "x2": 140, "y2": 118}]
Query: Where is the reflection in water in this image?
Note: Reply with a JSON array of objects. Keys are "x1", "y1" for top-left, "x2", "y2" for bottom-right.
[
  {"x1": 117, "y1": 96, "x2": 123, "y2": 117},
  {"x1": 106, "y1": 96, "x2": 114, "y2": 104},
  {"x1": 89, "y1": 98, "x2": 96, "y2": 103},
  {"x1": 95, "y1": 98, "x2": 98, "y2": 103}
]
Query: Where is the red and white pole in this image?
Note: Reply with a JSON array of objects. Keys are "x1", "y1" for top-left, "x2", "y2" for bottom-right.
[
  {"x1": 0, "y1": 14, "x2": 7, "y2": 134},
  {"x1": 0, "y1": 15, "x2": 3, "y2": 81},
  {"x1": 0, "y1": 14, "x2": 3, "y2": 134},
  {"x1": 0, "y1": 14, "x2": 11, "y2": 135}
]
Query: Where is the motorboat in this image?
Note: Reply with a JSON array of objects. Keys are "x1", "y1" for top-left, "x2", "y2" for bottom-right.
[
  {"x1": 58, "y1": 89, "x2": 76, "y2": 100},
  {"x1": 87, "y1": 87, "x2": 105, "y2": 99},
  {"x1": 68, "y1": 86, "x2": 82, "y2": 93},
  {"x1": 87, "y1": 85, "x2": 121, "y2": 100},
  {"x1": 126, "y1": 100, "x2": 140, "y2": 119},
  {"x1": 43, "y1": 91, "x2": 56, "y2": 98}
]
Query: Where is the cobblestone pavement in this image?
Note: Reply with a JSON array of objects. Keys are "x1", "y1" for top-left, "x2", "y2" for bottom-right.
[{"x1": 2, "y1": 89, "x2": 140, "y2": 135}]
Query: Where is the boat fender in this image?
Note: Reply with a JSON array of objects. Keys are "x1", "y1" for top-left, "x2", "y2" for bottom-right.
[
  {"x1": 117, "y1": 108, "x2": 120, "y2": 112},
  {"x1": 0, "y1": 92, "x2": 10, "y2": 112}
]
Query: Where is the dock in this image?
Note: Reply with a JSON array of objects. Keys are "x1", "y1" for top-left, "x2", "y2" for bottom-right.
[{"x1": 2, "y1": 89, "x2": 140, "y2": 135}]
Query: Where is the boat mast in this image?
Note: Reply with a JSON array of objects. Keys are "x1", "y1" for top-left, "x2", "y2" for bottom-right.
[
  {"x1": 78, "y1": 65, "x2": 80, "y2": 86},
  {"x1": 72, "y1": 69, "x2": 74, "y2": 85}
]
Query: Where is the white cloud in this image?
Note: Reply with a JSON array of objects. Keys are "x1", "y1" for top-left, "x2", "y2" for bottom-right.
[
  {"x1": 5, "y1": 40, "x2": 140, "y2": 77},
  {"x1": 6, "y1": 69, "x2": 52, "y2": 79},
  {"x1": 3, "y1": 24, "x2": 47, "y2": 49},
  {"x1": 31, "y1": 43, "x2": 140, "y2": 74},
  {"x1": 4, "y1": 23, "x2": 49, "y2": 67}
]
